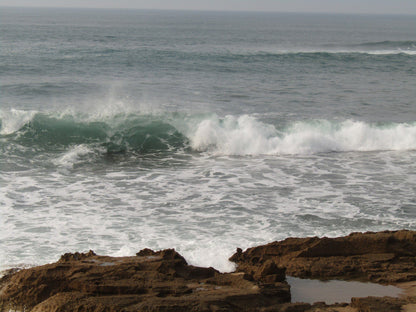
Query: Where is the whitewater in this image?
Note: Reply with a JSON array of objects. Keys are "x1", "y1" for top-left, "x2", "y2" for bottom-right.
[{"x1": 1, "y1": 8, "x2": 416, "y2": 273}]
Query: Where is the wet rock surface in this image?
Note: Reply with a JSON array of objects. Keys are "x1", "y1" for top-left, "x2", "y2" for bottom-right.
[{"x1": 1, "y1": 230, "x2": 415, "y2": 311}]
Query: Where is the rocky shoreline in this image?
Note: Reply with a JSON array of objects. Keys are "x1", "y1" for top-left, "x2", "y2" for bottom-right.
[{"x1": 1, "y1": 230, "x2": 415, "y2": 311}]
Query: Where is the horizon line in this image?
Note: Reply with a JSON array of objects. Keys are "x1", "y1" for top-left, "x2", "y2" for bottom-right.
[{"x1": 1, "y1": 5, "x2": 416, "y2": 17}]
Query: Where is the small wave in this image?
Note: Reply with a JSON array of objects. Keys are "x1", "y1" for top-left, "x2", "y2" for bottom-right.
[
  {"x1": 348, "y1": 40, "x2": 416, "y2": 55},
  {"x1": 252, "y1": 49, "x2": 416, "y2": 57},
  {"x1": 320, "y1": 40, "x2": 416, "y2": 56},
  {"x1": 354, "y1": 40, "x2": 416, "y2": 50}
]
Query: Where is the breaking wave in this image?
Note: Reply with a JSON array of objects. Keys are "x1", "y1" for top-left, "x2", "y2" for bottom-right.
[
  {"x1": 0, "y1": 110, "x2": 188, "y2": 154},
  {"x1": 1, "y1": 109, "x2": 416, "y2": 159},
  {"x1": 189, "y1": 116, "x2": 416, "y2": 155}
]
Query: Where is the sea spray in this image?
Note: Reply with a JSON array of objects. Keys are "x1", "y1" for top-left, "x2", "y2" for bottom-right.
[{"x1": 0, "y1": 109, "x2": 37, "y2": 135}]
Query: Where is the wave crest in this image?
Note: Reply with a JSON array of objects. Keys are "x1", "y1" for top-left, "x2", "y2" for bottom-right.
[{"x1": 2, "y1": 110, "x2": 416, "y2": 157}]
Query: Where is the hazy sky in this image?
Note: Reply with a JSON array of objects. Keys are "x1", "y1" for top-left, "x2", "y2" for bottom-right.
[{"x1": 1, "y1": 0, "x2": 416, "y2": 15}]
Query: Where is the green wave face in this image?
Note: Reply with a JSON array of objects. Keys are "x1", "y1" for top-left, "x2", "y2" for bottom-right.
[
  {"x1": 103, "y1": 118, "x2": 188, "y2": 154},
  {"x1": 2, "y1": 113, "x2": 189, "y2": 155}
]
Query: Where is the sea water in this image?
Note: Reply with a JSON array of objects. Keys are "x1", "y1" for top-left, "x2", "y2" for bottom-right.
[
  {"x1": 1, "y1": 8, "x2": 416, "y2": 272},
  {"x1": 287, "y1": 277, "x2": 403, "y2": 304}
]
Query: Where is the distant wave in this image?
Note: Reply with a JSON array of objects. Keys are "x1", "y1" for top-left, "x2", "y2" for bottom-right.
[
  {"x1": 209, "y1": 40, "x2": 416, "y2": 57},
  {"x1": 200, "y1": 49, "x2": 416, "y2": 59},
  {"x1": 128, "y1": 40, "x2": 416, "y2": 56},
  {"x1": 1, "y1": 110, "x2": 416, "y2": 158},
  {"x1": 331, "y1": 40, "x2": 416, "y2": 55},
  {"x1": 248, "y1": 45, "x2": 416, "y2": 57},
  {"x1": 252, "y1": 50, "x2": 416, "y2": 57},
  {"x1": 352, "y1": 40, "x2": 416, "y2": 50},
  {"x1": 256, "y1": 40, "x2": 416, "y2": 56}
]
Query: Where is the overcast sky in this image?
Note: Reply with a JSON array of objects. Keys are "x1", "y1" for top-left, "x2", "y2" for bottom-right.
[{"x1": 1, "y1": 0, "x2": 416, "y2": 15}]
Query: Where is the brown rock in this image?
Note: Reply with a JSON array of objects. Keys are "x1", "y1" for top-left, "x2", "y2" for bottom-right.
[
  {"x1": 275, "y1": 302, "x2": 312, "y2": 312},
  {"x1": 254, "y1": 260, "x2": 286, "y2": 283},
  {"x1": 230, "y1": 230, "x2": 416, "y2": 283},
  {"x1": 0, "y1": 249, "x2": 290, "y2": 312},
  {"x1": 350, "y1": 296, "x2": 406, "y2": 312},
  {"x1": 2, "y1": 231, "x2": 416, "y2": 311}
]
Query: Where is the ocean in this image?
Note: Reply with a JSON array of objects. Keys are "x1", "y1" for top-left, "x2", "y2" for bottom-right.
[{"x1": 1, "y1": 7, "x2": 416, "y2": 272}]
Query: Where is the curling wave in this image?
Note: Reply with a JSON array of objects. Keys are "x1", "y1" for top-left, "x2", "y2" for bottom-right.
[
  {"x1": 0, "y1": 110, "x2": 188, "y2": 154},
  {"x1": 1, "y1": 110, "x2": 416, "y2": 157}
]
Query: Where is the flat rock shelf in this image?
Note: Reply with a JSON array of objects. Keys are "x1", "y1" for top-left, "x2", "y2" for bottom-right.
[{"x1": 1, "y1": 230, "x2": 416, "y2": 312}]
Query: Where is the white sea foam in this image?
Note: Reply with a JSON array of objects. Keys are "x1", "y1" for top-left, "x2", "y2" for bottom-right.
[
  {"x1": 188, "y1": 116, "x2": 416, "y2": 155},
  {"x1": 1, "y1": 149, "x2": 415, "y2": 273},
  {"x1": 109, "y1": 242, "x2": 236, "y2": 272}
]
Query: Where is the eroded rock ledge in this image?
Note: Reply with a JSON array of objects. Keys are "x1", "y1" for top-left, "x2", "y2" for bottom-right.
[
  {"x1": 1, "y1": 230, "x2": 415, "y2": 312},
  {"x1": 0, "y1": 248, "x2": 289, "y2": 312},
  {"x1": 230, "y1": 230, "x2": 416, "y2": 283}
]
